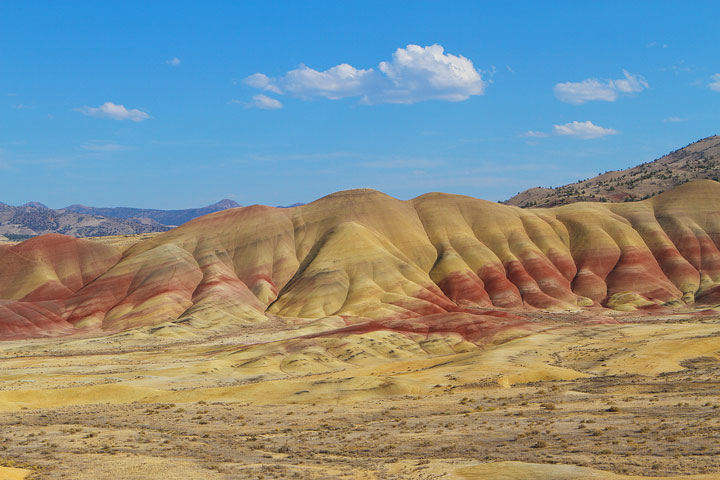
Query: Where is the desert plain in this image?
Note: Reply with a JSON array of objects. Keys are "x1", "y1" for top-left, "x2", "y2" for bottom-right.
[{"x1": 1, "y1": 307, "x2": 720, "y2": 479}]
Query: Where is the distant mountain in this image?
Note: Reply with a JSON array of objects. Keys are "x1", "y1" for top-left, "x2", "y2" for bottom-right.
[
  {"x1": 0, "y1": 199, "x2": 241, "y2": 239},
  {"x1": 504, "y1": 135, "x2": 720, "y2": 208},
  {"x1": 64, "y1": 199, "x2": 241, "y2": 227}
]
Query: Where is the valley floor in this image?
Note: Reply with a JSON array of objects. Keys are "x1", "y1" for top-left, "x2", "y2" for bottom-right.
[{"x1": 1, "y1": 312, "x2": 720, "y2": 479}]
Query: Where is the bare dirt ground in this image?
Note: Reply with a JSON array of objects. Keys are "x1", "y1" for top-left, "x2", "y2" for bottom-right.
[{"x1": 1, "y1": 313, "x2": 720, "y2": 479}]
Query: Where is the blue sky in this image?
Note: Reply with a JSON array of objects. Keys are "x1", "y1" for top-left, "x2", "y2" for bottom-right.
[{"x1": 1, "y1": 1, "x2": 718, "y2": 209}]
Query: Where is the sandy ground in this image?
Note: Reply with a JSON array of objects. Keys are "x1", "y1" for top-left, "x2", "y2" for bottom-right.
[
  {"x1": 0, "y1": 233, "x2": 161, "y2": 249},
  {"x1": 1, "y1": 312, "x2": 720, "y2": 479}
]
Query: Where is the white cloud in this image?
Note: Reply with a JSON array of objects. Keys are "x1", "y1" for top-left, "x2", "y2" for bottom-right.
[
  {"x1": 521, "y1": 130, "x2": 549, "y2": 138},
  {"x1": 74, "y1": 102, "x2": 150, "y2": 122},
  {"x1": 282, "y1": 63, "x2": 373, "y2": 99},
  {"x1": 166, "y1": 57, "x2": 181, "y2": 66},
  {"x1": 554, "y1": 70, "x2": 648, "y2": 104},
  {"x1": 663, "y1": 116, "x2": 687, "y2": 123},
  {"x1": 709, "y1": 74, "x2": 720, "y2": 92},
  {"x1": 553, "y1": 121, "x2": 619, "y2": 139},
  {"x1": 375, "y1": 44, "x2": 485, "y2": 103},
  {"x1": 244, "y1": 73, "x2": 282, "y2": 94},
  {"x1": 250, "y1": 94, "x2": 283, "y2": 110},
  {"x1": 243, "y1": 44, "x2": 486, "y2": 105}
]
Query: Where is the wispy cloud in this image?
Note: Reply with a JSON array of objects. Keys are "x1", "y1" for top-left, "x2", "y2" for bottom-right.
[
  {"x1": 166, "y1": 57, "x2": 181, "y2": 66},
  {"x1": 74, "y1": 102, "x2": 150, "y2": 122},
  {"x1": 524, "y1": 121, "x2": 618, "y2": 140},
  {"x1": 358, "y1": 157, "x2": 443, "y2": 169},
  {"x1": 554, "y1": 70, "x2": 648, "y2": 104},
  {"x1": 663, "y1": 116, "x2": 687, "y2": 123},
  {"x1": 246, "y1": 151, "x2": 443, "y2": 170},
  {"x1": 553, "y1": 121, "x2": 619, "y2": 139},
  {"x1": 230, "y1": 95, "x2": 284, "y2": 109},
  {"x1": 244, "y1": 44, "x2": 486, "y2": 106},
  {"x1": 647, "y1": 41, "x2": 668, "y2": 49},
  {"x1": 250, "y1": 94, "x2": 283, "y2": 110},
  {"x1": 80, "y1": 140, "x2": 130, "y2": 152},
  {"x1": 521, "y1": 130, "x2": 550, "y2": 138},
  {"x1": 659, "y1": 61, "x2": 694, "y2": 74},
  {"x1": 0, "y1": 150, "x2": 77, "y2": 170},
  {"x1": 248, "y1": 151, "x2": 359, "y2": 162},
  {"x1": 709, "y1": 74, "x2": 720, "y2": 92}
]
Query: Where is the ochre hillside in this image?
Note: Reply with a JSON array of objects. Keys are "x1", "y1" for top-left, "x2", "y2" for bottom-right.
[
  {"x1": 505, "y1": 135, "x2": 720, "y2": 207},
  {"x1": 2, "y1": 179, "x2": 720, "y2": 339}
]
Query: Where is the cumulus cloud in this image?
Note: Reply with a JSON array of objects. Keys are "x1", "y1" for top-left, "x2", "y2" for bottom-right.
[
  {"x1": 710, "y1": 74, "x2": 720, "y2": 92},
  {"x1": 243, "y1": 44, "x2": 486, "y2": 105},
  {"x1": 375, "y1": 44, "x2": 485, "y2": 102},
  {"x1": 166, "y1": 57, "x2": 181, "y2": 66},
  {"x1": 554, "y1": 70, "x2": 648, "y2": 104},
  {"x1": 250, "y1": 94, "x2": 283, "y2": 110},
  {"x1": 282, "y1": 63, "x2": 373, "y2": 99},
  {"x1": 74, "y1": 102, "x2": 150, "y2": 122},
  {"x1": 553, "y1": 121, "x2": 619, "y2": 139}
]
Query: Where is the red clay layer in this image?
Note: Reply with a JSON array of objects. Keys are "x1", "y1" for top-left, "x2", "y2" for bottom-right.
[{"x1": 306, "y1": 311, "x2": 532, "y2": 344}]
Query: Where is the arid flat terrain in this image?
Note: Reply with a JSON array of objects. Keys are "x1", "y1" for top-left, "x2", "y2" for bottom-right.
[{"x1": 1, "y1": 310, "x2": 720, "y2": 479}]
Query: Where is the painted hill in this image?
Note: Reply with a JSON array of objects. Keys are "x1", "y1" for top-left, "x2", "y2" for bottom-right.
[
  {"x1": 505, "y1": 135, "x2": 720, "y2": 208},
  {"x1": 2, "y1": 179, "x2": 720, "y2": 339},
  {"x1": 0, "y1": 199, "x2": 240, "y2": 239}
]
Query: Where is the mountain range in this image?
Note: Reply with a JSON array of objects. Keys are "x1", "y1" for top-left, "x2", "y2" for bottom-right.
[{"x1": 0, "y1": 199, "x2": 240, "y2": 240}]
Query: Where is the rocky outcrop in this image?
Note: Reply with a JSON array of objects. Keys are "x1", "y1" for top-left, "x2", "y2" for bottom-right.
[{"x1": 505, "y1": 135, "x2": 720, "y2": 207}]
